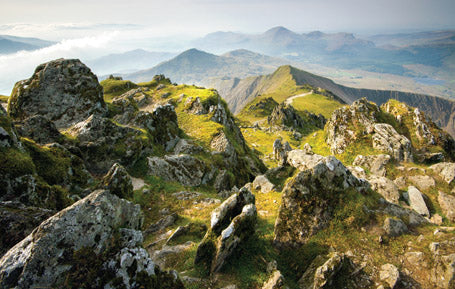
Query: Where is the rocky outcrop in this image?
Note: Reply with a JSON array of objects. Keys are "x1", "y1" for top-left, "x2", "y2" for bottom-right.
[
  {"x1": 253, "y1": 175, "x2": 275, "y2": 193},
  {"x1": 408, "y1": 175, "x2": 435, "y2": 191},
  {"x1": 383, "y1": 217, "x2": 408, "y2": 237},
  {"x1": 147, "y1": 154, "x2": 211, "y2": 187},
  {"x1": 0, "y1": 190, "x2": 182, "y2": 289},
  {"x1": 101, "y1": 163, "x2": 133, "y2": 199},
  {"x1": 372, "y1": 123, "x2": 412, "y2": 162},
  {"x1": 274, "y1": 153, "x2": 369, "y2": 247},
  {"x1": 8, "y1": 58, "x2": 107, "y2": 129},
  {"x1": 325, "y1": 98, "x2": 378, "y2": 154},
  {"x1": 68, "y1": 114, "x2": 149, "y2": 174},
  {"x1": 407, "y1": 186, "x2": 430, "y2": 217},
  {"x1": 438, "y1": 191, "x2": 455, "y2": 222},
  {"x1": 195, "y1": 188, "x2": 257, "y2": 273},
  {"x1": 367, "y1": 176, "x2": 400, "y2": 204},
  {"x1": 431, "y1": 162, "x2": 455, "y2": 184},
  {"x1": 268, "y1": 103, "x2": 325, "y2": 130},
  {"x1": 273, "y1": 139, "x2": 292, "y2": 165},
  {"x1": 352, "y1": 154, "x2": 391, "y2": 177},
  {"x1": 15, "y1": 115, "x2": 63, "y2": 145},
  {"x1": 432, "y1": 254, "x2": 455, "y2": 289},
  {"x1": 262, "y1": 270, "x2": 285, "y2": 289},
  {"x1": 379, "y1": 263, "x2": 400, "y2": 289}
]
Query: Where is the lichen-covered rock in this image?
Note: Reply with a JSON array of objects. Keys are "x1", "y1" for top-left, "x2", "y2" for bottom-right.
[
  {"x1": 253, "y1": 175, "x2": 275, "y2": 193},
  {"x1": 195, "y1": 188, "x2": 256, "y2": 273},
  {"x1": 383, "y1": 217, "x2": 408, "y2": 237},
  {"x1": 438, "y1": 191, "x2": 455, "y2": 222},
  {"x1": 101, "y1": 163, "x2": 133, "y2": 199},
  {"x1": 431, "y1": 162, "x2": 455, "y2": 184},
  {"x1": 367, "y1": 176, "x2": 400, "y2": 204},
  {"x1": 0, "y1": 202, "x2": 54, "y2": 258},
  {"x1": 68, "y1": 114, "x2": 149, "y2": 174},
  {"x1": 174, "y1": 138, "x2": 204, "y2": 155},
  {"x1": 372, "y1": 123, "x2": 412, "y2": 162},
  {"x1": 147, "y1": 154, "x2": 210, "y2": 187},
  {"x1": 15, "y1": 115, "x2": 63, "y2": 145},
  {"x1": 286, "y1": 149, "x2": 324, "y2": 171},
  {"x1": 379, "y1": 263, "x2": 400, "y2": 289},
  {"x1": 8, "y1": 58, "x2": 107, "y2": 129},
  {"x1": 352, "y1": 154, "x2": 391, "y2": 177},
  {"x1": 407, "y1": 186, "x2": 430, "y2": 217},
  {"x1": 431, "y1": 254, "x2": 455, "y2": 289},
  {"x1": 325, "y1": 98, "x2": 379, "y2": 154},
  {"x1": 274, "y1": 154, "x2": 369, "y2": 247}
]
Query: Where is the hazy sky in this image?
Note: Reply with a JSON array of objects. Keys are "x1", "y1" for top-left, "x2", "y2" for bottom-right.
[{"x1": 1, "y1": 0, "x2": 455, "y2": 40}]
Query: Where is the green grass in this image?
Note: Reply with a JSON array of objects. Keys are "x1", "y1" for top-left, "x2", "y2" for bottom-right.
[
  {"x1": 100, "y1": 78, "x2": 138, "y2": 100},
  {"x1": 290, "y1": 93, "x2": 343, "y2": 119},
  {"x1": 0, "y1": 95, "x2": 9, "y2": 103}
]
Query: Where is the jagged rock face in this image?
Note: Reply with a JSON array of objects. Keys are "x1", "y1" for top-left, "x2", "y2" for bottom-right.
[
  {"x1": 101, "y1": 163, "x2": 133, "y2": 199},
  {"x1": 8, "y1": 58, "x2": 107, "y2": 129},
  {"x1": 148, "y1": 154, "x2": 211, "y2": 187},
  {"x1": 382, "y1": 99, "x2": 455, "y2": 160},
  {"x1": 0, "y1": 190, "x2": 142, "y2": 288},
  {"x1": 174, "y1": 138, "x2": 204, "y2": 155},
  {"x1": 68, "y1": 114, "x2": 148, "y2": 174},
  {"x1": 352, "y1": 154, "x2": 391, "y2": 177},
  {"x1": 273, "y1": 139, "x2": 293, "y2": 165},
  {"x1": 325, "y1": 98, "x2": 379, "y2": 154},
  {"x1": 268, "y1": 103, "x2": 326, "y2": 130},
  {"x1": 195, "y1": 188, "x2": 256, "y2": 273},
  {"x1": 15, "y1": 115, "x2": 63, "y2": 145},
  {"x1": 0, "y1": 202, "x2": 54, "y2": 258},
  {"x1": 274, "y1": 153, "x2": 369, "y2": 247},
  {"x1": 372, "y1": 123, "x2": 412, "y2": 162}
]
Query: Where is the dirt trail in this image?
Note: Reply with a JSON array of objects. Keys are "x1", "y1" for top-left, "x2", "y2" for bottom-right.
[{"x1": 284, "y1": 90, "x2": 313, "y2": 105}]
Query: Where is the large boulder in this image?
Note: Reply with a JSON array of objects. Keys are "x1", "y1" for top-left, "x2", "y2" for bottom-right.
[
  {"x1": 8, "y1": 58, "x2": 107, "y2": 129},
  {"x1": 383, "y1": 217, "x2": 408, "y2": 237},
  {"x1": 274, "y1": 154, "x2": 369, "y2": 247},
  {"x1": 268, "y1": 103, "x2": 325, "y2": 130},
  {"x1": 372, "y1": 123, "x2": 412, "y2": 162},
  {"x1": 15, "y1": 115, "x2": 63, "y2": 145},
  {"x1": 407, "y1": 175, "x2": 435, "y2": 191},
  {"x1": 352, "y1": 154, "x2": 391, "y2": 177},
  {"x1": 407, "y1": 186, "x2": 430, "y2": 217},
  {"x1": 379, "y1": 263, "x2": 400, "y2": 289},
  {"x1": 431, "y1": 162, "x2": 455, "y2": 184},
  {"x1": 195, "y1": 188, "x2": 256, "y2": 273},
  {"x1": 0, "y1": 190, "x2": 182, "y2": 289},
  {"x1": 147, "y1": 154, "x2": 211, "y2": 187},
  {"x1": 438, "y1": 191, "x2": 455, "y2": 222}
]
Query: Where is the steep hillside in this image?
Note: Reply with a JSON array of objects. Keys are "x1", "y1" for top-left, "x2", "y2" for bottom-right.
[{"x1": 220, "y1": 65, "x2": 455, "y2": 137}]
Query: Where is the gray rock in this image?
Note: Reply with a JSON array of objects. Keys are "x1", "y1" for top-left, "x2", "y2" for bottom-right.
[
  {"x1": 273, "y1": 139, "x2": 292, "y2": 165},
  {"x1": 407, "y1": 175, "x2": 435, "y2": 191},
  {"x1": 0, "y1": 190, "x2": 149, "y2": 288},
  {"x1": 372, "y1": 123, "x2": 412, "y2": 162},
  {"x1": 393, "y1": 176, "x2": 407, "y2": 189},
  {"x1": 432, "y1": 254, "x2": 455, "y2": 289},
  {"x1": 173, "y1": 138, "x2": 204, "y2": 155},
  {"x1": 353, "y1": 154, "x2": 391, "y2": 177},
  {"x1": 101, "y1": 163, "x2": 133, "y2": 199},
  {"x1": 379, "y1": 263, "x2": 400, "y2": 289},
  {"x1": 253, "y1": 175, "x2": 275, "y2": 193},
  {"x1": 262, "y1": 270, "x2": 285, "y2": 289},
  {"x1": 268, "y1": 103, "x2": 325, "y2": 130},
  {"x1": 382, "y1": 202, "x2": 428, "y2": 226},
  {"x1": 147, "y1": 154, "x2": 209, "y2": 187},
  {"x1": 286, "y1": 150, "x2": 324, "y2": 171},
  {"x1": 16, "y1": 115, "x2": 63, "y2": 145},
  {"x1": 347, "y1": 166, "x2": 367, "y2": 180},
  {"x1": 368, "y1": 176, "x2": 400, "y2": 204},
  {"x1": 383, "y1": 218, "x2": 408, "y2": 237},
  {"x1": 146, "y1": 213, "x2": 178, "y2": 234},
  {"x1": 438, "y1": 191, "x2": 455, "y2": 222},
  {"x1": 431, "y1": 162, "x2": 455, "y2": 184},
  {"x1": 8, "y1": 58, "x2": 107, "y2": 129},
  {"x1": 407, "y1": 186, "x2": 430, "y2": 217}
]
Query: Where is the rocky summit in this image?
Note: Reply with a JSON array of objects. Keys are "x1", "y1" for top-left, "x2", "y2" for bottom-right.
[{"x1": 2, "y1": 58, "x2": 455, "y2": 289}]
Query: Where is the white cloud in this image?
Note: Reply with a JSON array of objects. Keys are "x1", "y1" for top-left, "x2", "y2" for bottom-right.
[{"x1": 0, "y1": 32, "x2": 118, "y2": 95}]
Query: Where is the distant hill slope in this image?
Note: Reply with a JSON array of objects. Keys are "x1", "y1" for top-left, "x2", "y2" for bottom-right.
[
  {"x1": 0, "y1": 35, "x2": 54, "y2": 54},
  {"x1": 220, "y1": 65, "x2": 455, "y2": 136},
  {"x1": 123, "y1": 48, "x2": 289, "y2": 84},
  {"x1": 87, "y1": 49, "x2": 176, "y2": 75}
]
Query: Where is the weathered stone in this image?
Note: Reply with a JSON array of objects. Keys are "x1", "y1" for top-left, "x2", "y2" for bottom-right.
[
  {"x1": 8, "y1": 58, "x2": 107, "y2": 129},
  {"x1": 368, "y1": 176, "x2": 400, "y2": 204},
  {"x1": 372, "y1": 123, "x2": 412, "y2": 162},
  {"x1": 16, "y1": 115, "x2": 63, "y2": 145},
  {"x1": 407, "y1": 186, "x2": 430, "y2": 217},
  {"x1": 438, "y1": 191, "x2": 455, "y2": 222},
  {"x1": 382, "y1": 202, "x2": 428, "y2": 226},
  {"x1": 146, "y1": 213, "x2": 178, "y2": 234},
  {"x1": 147, "y1": 154, "x2": 209, "y2": 187},
  {"x1": 253, "y1": 175, "x2": 275, "y2": 193},
  {"x1": 352, "y1": 154, "x2": 391, "y2": 177},
  {"x1": 407, "y1": 175, "x2": 435, "y2": 191},
  {"x1": 383, "y1": 218, "x2": 408, "y2": 237},
  {"x1": 347, "y1": 166, "x2": 367, "y2": 179},
  {"x1": 379, "y1": 263, "x2": 400, "y2": 289},
  {"x1": 268, "y1": 103, "x2": 325, "y2": 130},
  {"x1": 101, "y1": 163, "x2": 133, "y2": 199},
  {"x1": 432, "y1": 254, "x2": 455, "y2": 289},
  {"x1": 286, "y1": 150, "x2": 324, "y2": 171},
  {"x1": 174, "y1": 138, "x2": 204, "y2": 155},
  {"x1": 431, "y1": 163, "x2": 455, "y2": 184},
  {"x1": 262, "y1": 270, "x2": 285, "y2": 289},
  {"x1": 274, "y1": 154, "x2": 369, "y2": 247}
]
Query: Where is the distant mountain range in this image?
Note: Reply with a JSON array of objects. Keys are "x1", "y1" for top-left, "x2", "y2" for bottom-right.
[
  {"x1": 87, "y1": 49, "x2": 176, "y2": 75},
  {"x1": 123, "y1": 48, "x2": 289, "y2": 84},
  {"x1": 0, "y1": 35, "x2": 55, "y2": 54}
]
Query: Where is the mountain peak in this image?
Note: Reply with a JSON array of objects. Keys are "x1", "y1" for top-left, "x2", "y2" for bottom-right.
[{"x1": 264, "y1": 26, "x2": 295, "y2": 36}]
